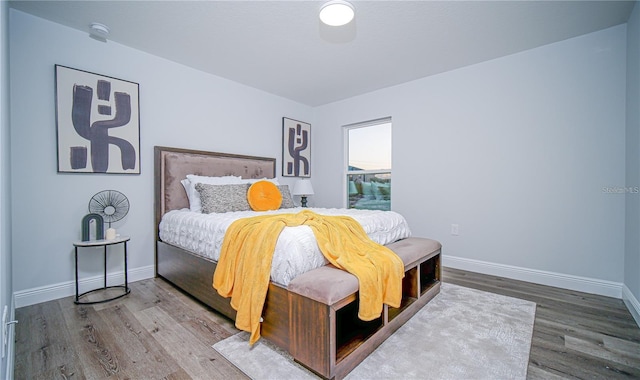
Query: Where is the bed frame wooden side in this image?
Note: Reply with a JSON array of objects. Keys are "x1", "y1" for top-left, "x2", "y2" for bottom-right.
[{"x1": 153, "y1": 146, "x2": 290, "y2": 350}]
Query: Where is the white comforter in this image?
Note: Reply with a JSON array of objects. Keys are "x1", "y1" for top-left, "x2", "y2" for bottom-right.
[{"x1": 159, "y1": 207, "x2": 411, "y2": 286}]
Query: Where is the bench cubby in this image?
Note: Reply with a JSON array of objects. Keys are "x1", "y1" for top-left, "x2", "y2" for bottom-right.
[{"x1": 288, "y1": 237, "x2": 441, "y2": 379}]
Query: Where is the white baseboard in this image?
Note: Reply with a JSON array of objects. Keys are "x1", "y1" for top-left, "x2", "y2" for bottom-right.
[
  {"x1": 4, "y1": 294, "x2": 14, "y2": 380},
  {"x1": 443, "y1": 255, "x2": 623, "y2": 299},
  {"x1": 622, "y1": 285, "x2": 640, "y2": 329},
  {"x1": 14, "y1": 265, "x2": 155, "y2": 308},
  {"x1": 13, "y1": 259, "x2": 640, "y2": 329}
]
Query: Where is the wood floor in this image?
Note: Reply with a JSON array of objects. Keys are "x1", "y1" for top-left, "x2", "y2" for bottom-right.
[
  {"x1": 14, "y1": 268, "x2": 640, "y2": 379},
  {"x1": 444, "y1": 268, "x2": 640, "y2": 379}
]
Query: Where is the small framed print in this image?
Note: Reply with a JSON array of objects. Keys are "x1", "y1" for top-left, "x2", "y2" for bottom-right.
[
  {"x1": 55, "y1": 65, "x2": 140, "y2": 174},
  {"x1": 282, "y1": 117, "x2": 310, "y2": 177}
]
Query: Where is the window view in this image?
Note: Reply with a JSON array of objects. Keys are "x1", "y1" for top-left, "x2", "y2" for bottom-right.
[{"x1": 346, "y1": 119, "x2": 391, "y2": 210}]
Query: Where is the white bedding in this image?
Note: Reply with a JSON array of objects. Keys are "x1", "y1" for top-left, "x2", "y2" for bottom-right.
[{"x1": 159, "y1": 207, "x2": 411, "y2": 286}]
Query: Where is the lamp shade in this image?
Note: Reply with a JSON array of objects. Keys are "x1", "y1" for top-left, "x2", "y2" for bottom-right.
[{"x1": 292, "y1": 179, "x2": 315, "y2": 196}]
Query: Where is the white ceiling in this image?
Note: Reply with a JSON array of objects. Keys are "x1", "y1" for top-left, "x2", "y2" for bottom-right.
[{"x1": 9, "y1": 0, "x2": 637, "y2": 106}]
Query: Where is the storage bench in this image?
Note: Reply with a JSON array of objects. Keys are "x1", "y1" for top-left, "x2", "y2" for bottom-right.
[{"x1": 287, "y1": 237, "x2": 442, "y2": 379}]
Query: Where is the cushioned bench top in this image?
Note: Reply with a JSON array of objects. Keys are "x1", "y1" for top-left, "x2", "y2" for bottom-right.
[{"x1": 287, "y1": 237, "x2": 441, "y2": 305}]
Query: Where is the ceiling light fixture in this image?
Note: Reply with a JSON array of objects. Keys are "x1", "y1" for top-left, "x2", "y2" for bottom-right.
[
  {"x1": 89, "y1": 22, "x2": 110, "y2": 41},
  {"x1": 319, "y1": 0, "x2": 355, "y2": 27}
]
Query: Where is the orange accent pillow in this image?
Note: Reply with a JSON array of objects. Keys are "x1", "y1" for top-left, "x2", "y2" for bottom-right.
[{"x1": 247, "y1": 180, "x2": 283, "y2": 211}]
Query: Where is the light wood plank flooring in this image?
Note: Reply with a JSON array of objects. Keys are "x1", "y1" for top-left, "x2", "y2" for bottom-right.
[
  {"x1": 444, "y1": 268, "x2": 640, "y2": 379},
  {"x1": 14, "y1": 268, "x2": 640, "y2": 379}
]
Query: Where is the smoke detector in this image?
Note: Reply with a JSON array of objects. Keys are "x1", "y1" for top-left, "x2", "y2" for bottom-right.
[{"x1": 89, "y1": 22, "x2": 110, "y2": 41}]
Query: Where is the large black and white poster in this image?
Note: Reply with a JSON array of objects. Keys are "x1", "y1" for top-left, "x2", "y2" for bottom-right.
[
  {"x1": 282, "y1": 117, "x2": 310, "y2": 177},
  {"x1": 55, "y1": 65, "x2": 140, "y2": 174}
]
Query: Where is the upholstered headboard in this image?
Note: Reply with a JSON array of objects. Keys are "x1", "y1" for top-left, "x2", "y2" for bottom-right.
[{"x1": 154, "y1": 146, "x2": 276, "y2": 236}]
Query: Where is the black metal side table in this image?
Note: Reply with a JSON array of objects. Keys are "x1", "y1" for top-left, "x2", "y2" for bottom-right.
[{"x1": 73, "y1": 236, "x2": 131, "y2": 305}]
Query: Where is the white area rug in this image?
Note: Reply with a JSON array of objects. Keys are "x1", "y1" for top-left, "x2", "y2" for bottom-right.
[{"x1": 212, "y1": 283, "x2": 536, "y2": 380}]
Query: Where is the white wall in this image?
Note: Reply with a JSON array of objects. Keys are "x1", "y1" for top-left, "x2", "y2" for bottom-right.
[
  {"x1": 9, "y1": 10, "x2": 313, "y2": 306},
  {"x1": 624, "y1": 2, "x2": 640, "y2": 323},
  {"x1": 314, "y1": 25, "x2": 627, "y2": 294},
  {"x1": 0, "y1": 0, "x2": 14, "y2": 378},
  {"x1": 8, "y1": 6, "x2": 634, "y2": 309}
]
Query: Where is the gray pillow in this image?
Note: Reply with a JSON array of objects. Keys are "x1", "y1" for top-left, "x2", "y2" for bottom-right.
[
  {"x1": 195, "y1": 183, "x2": 250, "y2": 213},
  {"x1": 278, "y1": 185, "x2": 296, "y2": 209}
]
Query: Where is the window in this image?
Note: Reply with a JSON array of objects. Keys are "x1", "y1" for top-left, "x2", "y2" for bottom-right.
[{"x1": 345, "y1": 118, "x2": 391, "y2": 210}]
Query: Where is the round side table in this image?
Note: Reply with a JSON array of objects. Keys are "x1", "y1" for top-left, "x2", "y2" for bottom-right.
[{"x1": 73, "y1": 236, "x2": 131, "y2": 305}]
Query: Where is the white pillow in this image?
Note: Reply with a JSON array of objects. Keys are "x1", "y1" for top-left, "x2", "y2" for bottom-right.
[
  {"x1": 186, "y1": 174, "x2": 243, "y2": 185},
  {"x1": 182, "y1": 175, "x2": 244, "y2": 212},
  {"x1": 240, "y1": 177, "x2": 280, "y2": 185}
]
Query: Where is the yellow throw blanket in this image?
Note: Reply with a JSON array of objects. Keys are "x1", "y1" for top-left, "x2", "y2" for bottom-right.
[{"x1": 213, "y1": 209, "x2": 404, "y2": 345}]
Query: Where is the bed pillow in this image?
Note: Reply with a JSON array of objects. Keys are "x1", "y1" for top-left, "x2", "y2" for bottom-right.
[
  {"x1": 195, "y1": 183, "x2": 251, "y2": 213},
  {"x1": 241, "y1": 177, "x2": 281, "y2": 185},
  {"x1": 185, "y1": 174, "x2": 244, "y2": 188},
  {"x1": 278, "y1": 185, "x2": 296, "y2": 209},
  {"x1": 181, "y1": 178, "x2": 203, "y2": 211},
  {"x1": 247, "y1": 180, "x2": 282, "y2": 211},
  {"x1": 183, "y1": 175, "x2": 244, "y2": 212},
  {"x1": 180, "y1": 178, "x2": 193, "y2": 201}
]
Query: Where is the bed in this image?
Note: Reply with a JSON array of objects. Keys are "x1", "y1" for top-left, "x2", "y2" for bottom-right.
[{"x1": 154, "y1": 146, "x2": 441, "y2": 379}]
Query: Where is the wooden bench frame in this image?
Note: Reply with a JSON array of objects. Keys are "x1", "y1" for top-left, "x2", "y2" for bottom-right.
[{"x1": 288, "y1": 242, "x2": 441, "y2": 379}]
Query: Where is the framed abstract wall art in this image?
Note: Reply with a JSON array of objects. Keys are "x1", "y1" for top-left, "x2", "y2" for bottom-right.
[
  {"x1": 282, "y1": 117, "x2": 310, "y2": 177},
  {"x1": 55, "y1": 65, "x2": 140, "y2": 174}
]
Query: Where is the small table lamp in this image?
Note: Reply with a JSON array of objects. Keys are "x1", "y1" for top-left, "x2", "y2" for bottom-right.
[{"x1": 293, "y1": 179, "x2": 314, "y2": 207}]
